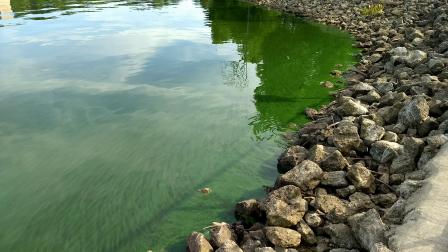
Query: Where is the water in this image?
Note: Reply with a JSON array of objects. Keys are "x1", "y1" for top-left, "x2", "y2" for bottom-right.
[{"x1": 0, "y1": 0, "x2": 356, "y2": 251}]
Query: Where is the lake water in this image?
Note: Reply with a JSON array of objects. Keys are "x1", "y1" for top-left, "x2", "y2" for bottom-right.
[{"x1": 0, "y1": 0, "x2": 356, "y2": 251}]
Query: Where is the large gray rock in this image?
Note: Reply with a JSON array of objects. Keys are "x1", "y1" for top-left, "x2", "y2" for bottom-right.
[
  {"x1": 321, "y1": 171, "x2": 348, "y2": 187},
  {"x1": 360, "y1": 118, "x2": 385, "y2": 145},
  {"x1": 277, "y1": 146, "x2": 308, "y2": 173},
  {"x1": 370, "y1": 140, "x2": 403, "y2": 163},
  {"x1": 398, "y1": 96, "x2": 429, "y2": 128},
  {"x1": 324, "y1": 223, "x2": 360, "y2": 249},
  {"x1": 188, "y1": 232, "x2": 214, "y2": 252},
  {"x1": 216, "y1": 241, "x2": 243, "y2": 252},
  {"x1": 348, "y1": 209, "x2": 387, "y2": 251},
  {"x1": 278, "y1": 160, "x2": 323, "y2": 191},
  {"x1": 211, "y1": 224, "x2": 235, "y2": 248},
  {"x1": 264, "y1": 227, "x2": 301, "y2": 248},
  {"x1": 263, "y1": 185, "x2": 307, "y2": 227},
  {"x1": 347, "y1": 163, "x2": 376, "y2": 193},
  {"x1": 337, "y1": 96, "x2": 369, "y2": 116}
]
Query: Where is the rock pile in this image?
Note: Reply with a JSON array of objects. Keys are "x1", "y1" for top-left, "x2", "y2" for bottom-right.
[{"x1": 186, "y1": 0, "x2": 448, "y2": 251}]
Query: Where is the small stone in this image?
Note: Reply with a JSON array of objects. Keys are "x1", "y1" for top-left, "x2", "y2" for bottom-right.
[
  {"x1": 321, "y1": 150, "x2": 349, "y2": 171},
  {"x1": 370, "y1": 140, "x2": 403, "y2": 163},
  {"x1": 296, "y1": 220, "x2": 317, "y2": 244},
  {"x1": 370, "y1": 53, "x2": 382, "y2": 63},
  {"x1": 264, "y1": 227, "x2": 301, "y2": 248},
  {"x1": 428, "y1": 59, "x2": 445, "y2": 74},
  {"x1": 188, "y1": 232, "x2": 213, "y2": 252},
  {"x1": 389, "y1": 174, "x2": 405, "y2": 185},
  {"x1": 359, "y1": 90, "x2": 381, "y2": 104},
  {"x1": 322, "y1": 81, "x2": 335, "y2": 88},
  {"x1": 348, "y1": 209, "x2": 387, "y2": 251},
  {"x1": 351, "y1": 82, "x2": 374, "y2": 95},
  {"x1": 371, "y1": 193, "x2": 397, "y2": 208},
  {"x1": 377, "y1": 102, "x2": 405, "y2": 125},
  {"x1": 347, "y1": 163, "x2": 376, "y2": 193},
  {"x1": 405, "y1": 50, "x2": 427, "y2": 67},
  {"x1": 278, "y1": 160, "x2": 323, "y2": 191},
  {"x1": 331, "y1": 70, "x2": 343, "y2": 76},
  {"x1": 304, "y1": 212, "x2": 323, "y2": 228},
  {"x1": 263, "y1": 185, "x2": 306, "y2": 227},
  {"x1": 324, "y1": 223, "x2": 360, "y2": 249},
  {"x1": 277, "y1": 146, "x2": 309, "y2": 173},
  {"x1": 321, "y1": 171, "x2": 348, "y2": 187},
  {"x1": 382, "y1": 131, "x2": 398, "y2": 142}
]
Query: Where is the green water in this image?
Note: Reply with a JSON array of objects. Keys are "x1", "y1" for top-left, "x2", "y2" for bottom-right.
[{"x1": 0, "y1": 0, "x2": 356, "y2": 251}]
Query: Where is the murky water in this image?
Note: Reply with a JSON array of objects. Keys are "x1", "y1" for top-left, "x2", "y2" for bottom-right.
[{"x1": 0, "y1": 0, "x2": 356, "y2": 251}]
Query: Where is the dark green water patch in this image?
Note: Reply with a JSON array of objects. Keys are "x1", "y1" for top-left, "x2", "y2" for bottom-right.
[{"x1": 0, "y1": 0, "x2": 356, "y2": 251}]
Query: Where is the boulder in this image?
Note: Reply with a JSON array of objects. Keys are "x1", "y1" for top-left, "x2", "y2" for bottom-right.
[
  {"x1": 264, "y1": 227, "x2": 301, "y2": 248},
  {"x1": 347, "y1": 163, "x2": 376, "y2": 193},
  {"x1": 211, "y1": 224, "x2": 235, "y2": 248},
  {"x1": 278, "y1": 160, "x2": 323, "y2": 191},
  {"x1": 321, "y1": 171, "x2": 348, "y2": 187},
  {"x1": 188, "y1": 232, "x2": 214, "y2": 252},
  {"x1": 398, "y1": 96, "x2": 429, "y2": 128},
  {"x1": 337, "y1": 97, "x2": 369, "y2": 116},
  {"x1": 315, "y1": 194, "x2": 351, "y2": 222},
  {"x1": 216, "y1": 241, "x2": 243, "y2": 252},
  {"x1": 370, "y1": 141, "x2": 403, "y2": 163},
  {"x1": 321, "y1": 150, "x2": 350, "y2": 171},
  {"x1": 296, "y1": 220, "x2": 317, "y2": 244},
  {"x1": 348, "y1": 209, "x2": 387, "y2": 251},
  {"x1": 360, "y1": 118, "x2": 385, "y2": 145},
  {"x1": 324, "y1": 223, "x2": 360, "y2": 249},
  {"x1": 263, "y1": 185, "x2": 307, "y2": 227},
  {"x1": 277, "y1": 146, "x2": 308, "y2": 173}
]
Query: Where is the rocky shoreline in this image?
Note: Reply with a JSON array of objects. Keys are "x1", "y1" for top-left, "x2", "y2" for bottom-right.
[{"x1": 186, "y1": 0, "x2": 448, "y2": 251}]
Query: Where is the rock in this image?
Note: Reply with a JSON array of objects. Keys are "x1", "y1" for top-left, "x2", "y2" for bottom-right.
[
  {"x1": 216, "y1": 241, "x2": 243, "y2": 252},
  {"x1": 263, "y1": 185, "x2": 307, "y2": 227},
  {"x1": 321, "y1": 150, "x2": 349, "y2": 171},
  {"x1": 278, "y1": 160, "x2": 323, "y2": 191},
  {"x1": 428, "y1": 58, "x2": 445, "y2": 74},
  {"x1": 308, "y1": 145, "x2": 337, "y2": 164},
  {"x1": 426, "y1": 134, "x2": 448, "y2": 147},
  {"x1": 398, "y1": 96, "x2": 429, "y2": 128},
  {"x1": 370, "y1": 140, "x2": 403, "y2": 163},
  {"x1": 397, "y1": 179, "x2": 423, "y2": 199},
  {"x1": 322, "y1": 81, "x2": 335, "y2": 88},
  {"x1": 304, "y1": 212, "x2": 323, "y2": 228},
  {"x1": 405, "y1": 170, "x2": 426, "y2": 180},
  {"x1": 336, "y1": 185, "x2": 357, "y2": 198},
  {"x1": 359, "y1": 90, "x2": 381, "y2": 104},
  {"x1": 351, "y1": 82, "x2": 374, "y2": 95},
  {"x1": 417, "y1": 117, "x2": 438, "y2": 137},
  {"x1": 333, "y1": 122, "x2": 363, "y2": 154},
  {"x1": 370, "y1": 54, "x2": 382, "y2": 63},
  {"x1": 337, "y1": 97, "x2": 369, "y2": 116},
  {"x1": 277, "y1": 146, "x2": 309, "y2": 173},
  {"x1": 264, "y1": 227, "x2": 301, "y2": 248},
  {"x1": 382, "y1": 131, "x2": 398, "y2": 142},
  {"x1": 347, "y1": 163, "x2": 376, "y2": 193},
  {"x1": 348, "y1": 209, "x2": 387, "y2": 251},
  {"x1": 370, "y1": 242, "x2": 392, "y2": 252},
  {"x1": 211, "y1": 224, "x2": 235, "y2": 248},
  {"x1": 235, "y1": 199, "x2": 263, "y2": 225},
  {"x1": 390, "y1": 137, "x2": 425, "y2": 174},
  {"x1": 389, "y1": 174, "x2": 405, "y2": 185},
  {"x1": 377, "y1": 102, "x2": 405, "y2": 124},
  {"x1": 240, "y1": 238, "x2": 262, "y2": 252},
  {"x1": 188, "y1": 232, "x2": 214, "y2": 252},
  {"x1": 324, "y1": 223, "x2": 360, "y2": 249},
  {"x1": 405, "y1": 50, "x2": 427, "y2": 67},
  {"x1": 360, "y1": 118, "x2": 385, "y2": 145},
  {"x1": 383, "y1": 198, "x2": 406, "y2": 224},
  {"x1": 349, "y1": 192, "x2": 375, "y2": 212},
  {"x1": 315, "y1": 194, "x2": 351, "y2": 222},
  {"x1": 254, "y1": 248, "x2": 275, "y2": 252},
  {"x1": 321, "y1": 171, "x2": 348, "y2": 187},
  {"x1": 329, "y1": 249, "x2": 359, "y2": 252},
  {"x1": 370, "y1": 193, "x2": 397, "y2": 208},
  {"x1": 331, "y1": 70, "x2": 343, "y2": 76},
  {"x1": 296, "y1": 220, "x2": 316, "y2": 244}
]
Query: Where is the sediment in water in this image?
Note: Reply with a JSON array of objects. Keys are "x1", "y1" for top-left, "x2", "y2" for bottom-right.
[{"x1": 186, "y1": 0, "x2": 448, "y2": 251}]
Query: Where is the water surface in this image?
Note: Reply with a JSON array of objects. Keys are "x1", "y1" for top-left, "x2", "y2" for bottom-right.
[{"x1": 0, "y1": 0, "x2": 356, "y2": 251}]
